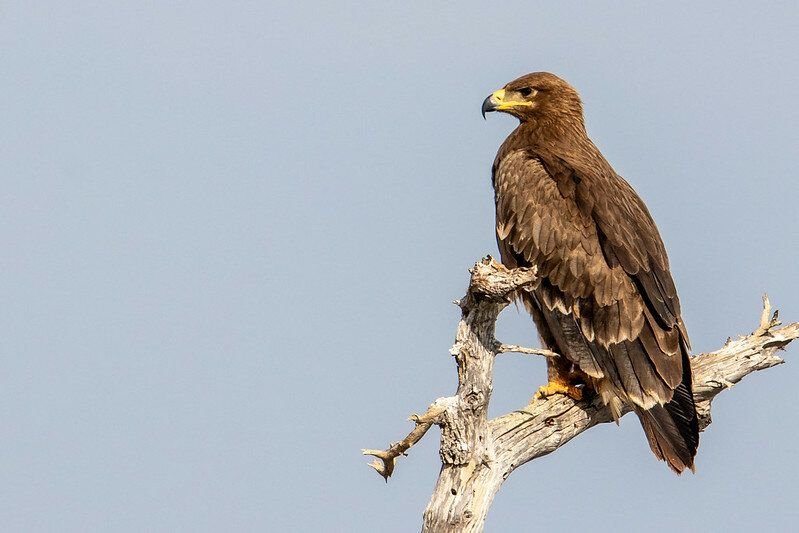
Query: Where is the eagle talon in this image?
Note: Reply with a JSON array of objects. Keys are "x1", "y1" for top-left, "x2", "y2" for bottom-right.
[{"x1": 535, "y1": 381, "x2": 584, "y2": 401}]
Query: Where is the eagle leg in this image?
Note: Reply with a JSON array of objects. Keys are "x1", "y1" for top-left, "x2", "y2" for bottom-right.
[
  {"x1": 534, "y1": 356, "x2": 589, "y2": 401},
  {"x1": 535, "y1": 379, "x2": 584, "y2": 401}
]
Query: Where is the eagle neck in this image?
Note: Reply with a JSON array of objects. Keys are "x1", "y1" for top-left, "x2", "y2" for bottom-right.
[{"x1": 510, "y1": 118, "x2": 587, "y2": 152}]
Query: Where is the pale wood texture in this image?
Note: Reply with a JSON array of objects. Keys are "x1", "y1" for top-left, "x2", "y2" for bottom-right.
[{"x1": 363, "y1": 257, "x2": 796, "y2": 533}]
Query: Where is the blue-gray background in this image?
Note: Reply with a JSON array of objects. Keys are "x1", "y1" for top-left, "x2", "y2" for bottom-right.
[{"x1": 2, "y1": 2, "x2": 797, "y2": 531}]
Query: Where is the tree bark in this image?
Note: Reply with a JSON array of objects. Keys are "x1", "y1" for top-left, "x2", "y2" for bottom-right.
[{"x1": 363, "y1": 257, "x2": 796, "y2": 533}]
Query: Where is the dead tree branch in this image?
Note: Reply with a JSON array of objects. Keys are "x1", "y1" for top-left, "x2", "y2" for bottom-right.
[{"x1": 363, "y1": 257, "x2": 796, "y2": 533}]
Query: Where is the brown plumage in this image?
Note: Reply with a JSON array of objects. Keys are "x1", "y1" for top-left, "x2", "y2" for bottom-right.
[{"x1": 482, "y1": 72, "x2": 699, "y2": 473}]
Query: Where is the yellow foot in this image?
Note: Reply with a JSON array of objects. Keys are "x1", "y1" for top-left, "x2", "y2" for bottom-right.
[{"x1": 535, "y1": 381, "x2": 583, "y2": 401}]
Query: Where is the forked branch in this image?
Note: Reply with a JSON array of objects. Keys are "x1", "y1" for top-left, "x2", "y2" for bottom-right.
[{"x1": 363, "y1": 257, "x2": 796, "y2": 533}]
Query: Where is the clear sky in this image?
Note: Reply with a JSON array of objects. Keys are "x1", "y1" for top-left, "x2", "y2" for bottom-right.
[{"x1": 1, "y1": 2, "x2": 798, "y2": 532}]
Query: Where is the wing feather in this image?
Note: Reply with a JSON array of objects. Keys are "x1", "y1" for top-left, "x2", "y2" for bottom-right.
[{"x1": 494, "y1": 147, "x2": 689, "y2": 410}]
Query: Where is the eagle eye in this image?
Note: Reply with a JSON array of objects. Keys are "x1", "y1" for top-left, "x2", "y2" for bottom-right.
[{"x1": 517, "y1": 87, "x2": 534, "y2": 97}]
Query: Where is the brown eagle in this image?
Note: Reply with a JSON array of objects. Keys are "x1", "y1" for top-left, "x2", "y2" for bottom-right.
[{"x1": 482, "y1": 72, "x2": 699, "y2": 473}]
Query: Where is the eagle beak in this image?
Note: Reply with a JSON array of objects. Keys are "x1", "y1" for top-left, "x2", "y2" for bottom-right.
[{"x1": 481, "y1": 89, "x2": 505, "y2": 119}]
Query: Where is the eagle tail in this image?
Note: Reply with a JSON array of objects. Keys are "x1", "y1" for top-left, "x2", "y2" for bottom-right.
[{"x1": 635, "y1": 350, "x2": 699, "y2": 474}]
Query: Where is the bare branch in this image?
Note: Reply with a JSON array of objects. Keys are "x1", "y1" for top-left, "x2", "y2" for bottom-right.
[
  {"x1": 362, "y1": 399, "x2": 452, "y2": 481},
  {"x1": 752, "y1": 294, "x2": 781, "y2": 337},
  {"x1": 492, "y1": 318, "x2": 795, "y2": 472},
  {"x1": 363, "y1": 258, "x2": 796, "y2": 532},
  {"x1": 466, "y1": 256, "x2": 538, "y2": 302},
  {"x1": 493, "y1": 342, "x2": 559, "y2": 358}
]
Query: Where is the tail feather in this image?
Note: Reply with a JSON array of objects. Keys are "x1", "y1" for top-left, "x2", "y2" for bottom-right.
[{"x1": 635, "y1": 350, "x2": 699, "y2": 474}]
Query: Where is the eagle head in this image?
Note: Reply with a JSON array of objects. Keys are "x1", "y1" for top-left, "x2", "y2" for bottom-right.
[{"x1": 482, "y1": 72, "x2": 584, "y2": 125}]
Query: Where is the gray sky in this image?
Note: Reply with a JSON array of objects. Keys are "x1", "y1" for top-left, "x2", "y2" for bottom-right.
[{"x1": 2, "y1": 2, "x2": 798, "y2": 531}]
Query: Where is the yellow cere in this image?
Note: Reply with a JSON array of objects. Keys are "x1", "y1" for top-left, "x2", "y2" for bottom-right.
[{"x1": 491, "y1": 88, "x2": 533, "y2": 110}]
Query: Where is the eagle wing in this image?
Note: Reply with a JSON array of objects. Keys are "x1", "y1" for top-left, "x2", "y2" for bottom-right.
[{"x1": 494, "y1": 149, "x2": 687, "y2": 409}]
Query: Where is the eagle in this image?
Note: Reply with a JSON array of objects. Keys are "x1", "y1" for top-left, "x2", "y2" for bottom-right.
[{"x1": 482, "y1": 72, "x2": 699, "y2": 473}]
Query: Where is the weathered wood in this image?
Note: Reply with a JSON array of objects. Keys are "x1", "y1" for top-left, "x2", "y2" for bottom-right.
[{"x1": 363, "y1": 257, "x2": 796, "y2": 533}]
